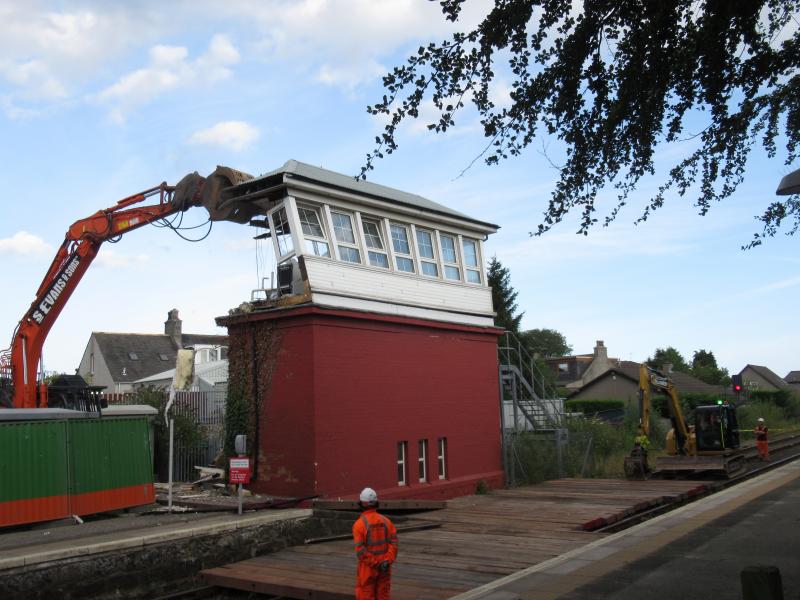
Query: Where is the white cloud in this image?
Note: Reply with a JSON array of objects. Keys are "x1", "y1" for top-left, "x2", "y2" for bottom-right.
[
  {"x1": 0, "y1": 4, "x2": 149, "y2": 105},
  {"x1": 213, "y1": 0, "x2": 492, "y2": 90},
  {"x1": 94, "y1": 34, "x2": 240, "y2": 122},
  {"x1": 188, "y1": 121, "x2": 260, "y2": 151},
  {"x1": 0, "y1": 231, "x2": 52, "y2": 255},
  {"x1": 94, "y1": 250, "x2": 150, "y2": 269}
]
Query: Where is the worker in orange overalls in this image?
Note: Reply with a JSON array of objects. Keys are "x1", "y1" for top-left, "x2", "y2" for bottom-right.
[
  {"x1": 755, "y1": 418, "x2": 770, "y2": 461},
  {"x1": 353, "y1": 487, "x2": 398, "y2": 600}
]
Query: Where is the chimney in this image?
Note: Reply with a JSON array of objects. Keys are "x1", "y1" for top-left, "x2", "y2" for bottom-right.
[
  {"x1": 593, "y1": 340, "x2": 607, "y2": 361},
  {"x1": 165, "y1": 309, "x2": 182, "y2": 348},
  {"x1": 663, "y1": 363, "x2": 673, "y2": 374}
]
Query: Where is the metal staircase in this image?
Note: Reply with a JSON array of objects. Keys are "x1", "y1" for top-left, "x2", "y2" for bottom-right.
[{"x1": 498, "y1": 331, "x2": 565, "y2": 431}]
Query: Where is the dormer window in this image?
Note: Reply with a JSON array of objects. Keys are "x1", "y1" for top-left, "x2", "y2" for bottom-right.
[
  {"x1": 361, "y1": 218, "x2": 389, "y2": 268},
  {"x1": 415, "y1": 229, "x2": 439, "y2": 277},
  {"x1": 298, "y1": 206, "x2": 330, "y2": 257},
  {"x1": 331, "y1": 211, "x2": 361, "y2": 263},
  {"x1": 390, "y1": 224, "x2": 415, "y2": 273},
  {"x1": 462, "y1": 238, "x2": 481, "y2": 284},
  {"x1": 439, "y1": 234, "x2": 460, "y2": 281}
]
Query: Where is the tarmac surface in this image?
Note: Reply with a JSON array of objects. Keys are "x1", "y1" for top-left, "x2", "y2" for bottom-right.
[{"x1": 454, "y1": 459, "x2": 800, "y2": 600}]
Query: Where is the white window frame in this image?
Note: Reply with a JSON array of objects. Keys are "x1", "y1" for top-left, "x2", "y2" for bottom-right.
[
  {"x1": 437, "y1": 437, "x2": 447, "y2": 480},
  {"x1": 418, "y1": 439, "x2": 428, "y2": 483},
  {"x1": 267, "y1": 201, "x2": 298, "y2": 261},
  {"x1": 358, "y1": 214, "x2": 390, "y2": 269},
  {"x1": 296, "y1": 204, "x2": 331, "y2": 258},
  {"x1": 390, "y1": 222, "x2": 415, "y2": 273},
  {"x1": 460, "y1": 236, "x2": 482, "y2": 284},
  {"x1": 330, "y1": 209, "x2": 362, "y2": 264},
  {"x1": 439, "y1": 232, "x2": 461, "y2": 281},
  {"x1": 397, "y1": 441, "x2": 408, "y2": 486},
  {"x1": 414, "y1": 226, "x2": 439, "y2": 278}
]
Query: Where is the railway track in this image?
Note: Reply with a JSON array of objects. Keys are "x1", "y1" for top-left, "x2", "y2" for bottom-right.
[{"x1": 597, "y1": 432, "x2": 800, "y2": 534}]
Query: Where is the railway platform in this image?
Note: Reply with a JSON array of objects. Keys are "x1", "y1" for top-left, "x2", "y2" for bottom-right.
[{"x1": 456, "y1": 459, "x2": 800, "y2": 600}]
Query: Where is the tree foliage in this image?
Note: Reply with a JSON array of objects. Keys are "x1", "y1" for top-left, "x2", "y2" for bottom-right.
[
  {"x1": 690, "y1": 349, "x2": 730, "y2": 385},
  {"x1": 363, "y1": 0, "x2": 800, "y2": 247},
  {"x1": 519, "y1": 327, "x2": 572, "y2": 357},
  {"x1": 487, "y1": 256, "x2": 523, "y2": 333},
  {"x1": 646, "y1": 346, "x2": 689, "y2": 373}
]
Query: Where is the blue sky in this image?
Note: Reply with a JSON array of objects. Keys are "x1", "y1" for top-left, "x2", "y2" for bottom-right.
[{"x1": 1, "y1": 1, "x2": 798, "y2": 379}]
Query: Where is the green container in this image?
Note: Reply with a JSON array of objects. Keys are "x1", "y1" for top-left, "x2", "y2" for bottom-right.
[
  {"x1": 0, "y1": 411, "x2": 154, "y2": 526},
  {"x1": 0, "y1": 419, "x2": 69, "y2": 503},
  {"x1": 68, "y1": 417, "x2": 153, "y2": 496}
]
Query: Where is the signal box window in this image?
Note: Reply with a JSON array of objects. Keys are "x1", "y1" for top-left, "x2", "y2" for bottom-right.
[
  {"x1": 440, "y1": 234, "x2": 460, "y2": 281},
  {"x1": 416, "y1": 229, "x2": 439, "y2": 277},
  {"x1": 272, "y1": 207, "x2": 294, "y2": 256},
  {"x1": 298, "y1": 206, "x2": 330, "y2": 257},
  {"x1": 362, "y1": 218, "x2": 389, "y2": 268},
  {"x1": 331, "y1": 211, "x2": 361, "y2": 264},
  {"x1": 462, "y1": 238, "x2": 481, "y2": 283},
  {"x1": 390, "y1": 224, "x2": 415, "y2": 273}
]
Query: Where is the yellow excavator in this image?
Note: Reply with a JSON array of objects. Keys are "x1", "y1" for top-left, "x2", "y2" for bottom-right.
[{"x1": 624, "y1": 365, "x2": 744, "y2": 478}]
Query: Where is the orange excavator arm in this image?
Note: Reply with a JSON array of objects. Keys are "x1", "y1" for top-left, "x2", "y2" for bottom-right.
[{"x1": 1, "y1": 167, "x2": 254, "y2": 409}]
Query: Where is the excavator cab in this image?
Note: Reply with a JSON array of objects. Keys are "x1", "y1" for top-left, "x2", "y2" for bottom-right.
[{"x1": 694, "y1": 404, "x2": 740, "y2": 451}]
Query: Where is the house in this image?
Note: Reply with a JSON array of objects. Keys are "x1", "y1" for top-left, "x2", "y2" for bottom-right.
[
  {"x1": 738, "y1": 364, "x2": 790, "y2": 392},
  {"x1": 76, "y1": 309, "x2": 227, "y2": 393},
  {"x1": 215, "y1": 159, "x2": 503, "y2": 501},
  {"x1": 567, "y1": 361, "x2": 724, "y2": 403},
  {"x1": 785, "y1": 371, "x2": 800, "y2": 389},
  {"x1": 543, "y1": 340, "x2": 623, "y2": 389}
]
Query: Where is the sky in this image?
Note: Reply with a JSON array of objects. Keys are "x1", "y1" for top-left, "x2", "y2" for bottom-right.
[{"x1": 1, "y1": 1, "x2": 798, "y2": 380}]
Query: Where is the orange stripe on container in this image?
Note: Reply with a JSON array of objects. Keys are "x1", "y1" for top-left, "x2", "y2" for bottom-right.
[
  {"x1": 70, "y1": 483, "x2": 155, "y2": 516},
  {"x1": 0, "y1": 494, "x2": 70, "y2": 528}
]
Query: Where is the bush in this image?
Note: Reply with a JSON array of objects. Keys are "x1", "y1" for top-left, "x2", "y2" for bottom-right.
[
  {"x1": 135, "y1": 386, "x2": 202, "y2": 482},
  {"x1": 565, "y1": 398, "x2": 624, "y2": 414},
  {"x1": 749, "y1": 389, "x2": 793, "y2": 408}
]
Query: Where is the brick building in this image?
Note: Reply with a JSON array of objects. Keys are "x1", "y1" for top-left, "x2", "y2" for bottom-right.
[{"x1": 216, "y1": 160, "x2": 503, "y2": 501}]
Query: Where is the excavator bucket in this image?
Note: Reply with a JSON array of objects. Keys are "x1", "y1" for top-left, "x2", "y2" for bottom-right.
[
  {"x1": 200, "y1": 165, "x2": 259, "y2": 223},
  {"x1": 171, "y1": 166, "x2": 259, "y2": 224}
]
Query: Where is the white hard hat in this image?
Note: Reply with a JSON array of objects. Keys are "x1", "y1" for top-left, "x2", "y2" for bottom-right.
[
  {"x1": 359, "y1": 487, "x2": 378, "y2": 504},
  {"x1": 758, "y1": 418, "x2": 764, "y2": 422}
]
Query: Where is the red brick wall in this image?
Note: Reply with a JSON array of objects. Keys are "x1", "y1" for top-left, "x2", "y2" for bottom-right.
[{"x1": 222, "y1": 307, "x2": 504, "y2": 500}]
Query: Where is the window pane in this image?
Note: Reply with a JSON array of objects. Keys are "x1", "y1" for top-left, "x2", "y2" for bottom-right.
[
  {"x1": 440, "y1": 235, "x2": 457, "y2": 263},
  {"x1": 416, "y1": 229, "x2": 435, "y2": 259},
  {"x1": 445, "y1": 265, "x2": 460, "y2": 280},
  {"x1": 391, "y1": 224, "x2": 411, "y2": 254},
  {"x1": 396, "y1": 256, "x2": 415, "y2": 273},
  {"x1": 338, "y1": 246, "x2": 361, "y2": 263},
  {"x1": 421, "y1": 261, "x2": 438, "y2": 277},
  {"x1": 332, "y1": 212, "x2": 356, "y2": 243},
  {"x1": 362, "y1": 219, "x2": 384, "y2": 250},
  {"x1": 305, "y1": 239, "x2": 330, "y2": 257},
  {"x1": 397, "y1": 442, "x2": 405, "y2": 461},
  {"x1": 298, "y1": 207, "x2": 324, "y2": 238},
  {"x1": 397, "y1": 463, "x2": 405, "y2": 484},
  {"x1": 462, "y1": 239, "x2": 478, "y2": 267},
  {"x1": 273, "y1": 208, "x2": 294, "y2": 256},
  {"x1": 466, "y1": 269, "x2": 481, "y2": 283},
  {"x1": 368, "y1": 251, "x2": 389, "y2": 268}
]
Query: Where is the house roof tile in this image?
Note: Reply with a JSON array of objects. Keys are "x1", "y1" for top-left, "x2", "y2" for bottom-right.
[
  {"x1": 785, "y1": 370, "x2": 800, "y2": 384},
  {"x1": 742, "y1": 364, "x2": 789, "y2": 390},
  {"x1": 93, "y1": 332, "x2": 227, "y2": 383}
]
